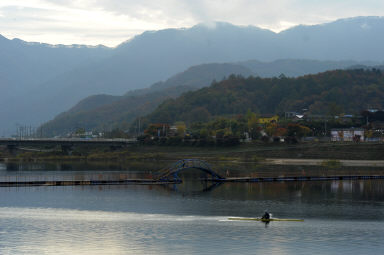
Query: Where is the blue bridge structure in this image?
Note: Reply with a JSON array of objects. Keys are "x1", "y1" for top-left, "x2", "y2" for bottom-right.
[{"x1": 155, "y1": 159, "x2": 224, "y2": 181}]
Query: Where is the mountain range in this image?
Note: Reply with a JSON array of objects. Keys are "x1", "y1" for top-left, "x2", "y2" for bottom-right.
[
  {"x1": 39, "y1": 60, "x2": 371, "y2": 136},
  {"x1": 1, "y1": 16, "x2": 384, "y2": 136},
  {"x1": 141, "y1": 69, "x2": 384, "y2": 127}
]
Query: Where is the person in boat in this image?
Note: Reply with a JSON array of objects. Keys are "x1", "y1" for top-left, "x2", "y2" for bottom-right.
[{"x1": 261, "y1": 211, "x2": 271, "y2": 220}]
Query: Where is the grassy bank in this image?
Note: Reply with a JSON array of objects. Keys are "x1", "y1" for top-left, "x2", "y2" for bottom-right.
[{"x1": 1, "y1": 142, "x2": 384, "y2": 164}]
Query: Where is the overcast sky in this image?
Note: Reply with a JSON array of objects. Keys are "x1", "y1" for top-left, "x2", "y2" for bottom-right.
[{"x1": 1, "y1": 0, "x2": 384, "y2": 47}]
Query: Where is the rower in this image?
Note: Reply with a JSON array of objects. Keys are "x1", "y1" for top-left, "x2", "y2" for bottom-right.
[{"x1": 261, "y1": 211, "x2": 271, "y2": 220}]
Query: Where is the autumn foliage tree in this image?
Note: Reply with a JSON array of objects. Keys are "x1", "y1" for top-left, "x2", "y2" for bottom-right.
[{"x1": 286, "y1": 123, "x2": 311, "y2": 138}]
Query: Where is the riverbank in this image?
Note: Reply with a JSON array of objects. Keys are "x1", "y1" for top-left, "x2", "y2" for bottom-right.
[
  {"x1": 265, "y1": 158, "x2": 384, "y2": 167},
  {"x1": 1, "y1": 142, "x2": 384, "y2": 165}
]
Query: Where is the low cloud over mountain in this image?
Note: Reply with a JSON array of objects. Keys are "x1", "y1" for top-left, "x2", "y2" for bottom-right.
[{"x1": 1, "y1": 16, "x2": 384, "y2": 135}]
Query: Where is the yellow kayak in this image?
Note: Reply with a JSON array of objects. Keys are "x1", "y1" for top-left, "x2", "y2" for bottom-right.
[{"x1": 228, "y1": 217, "x2": 304, "y2": 222}]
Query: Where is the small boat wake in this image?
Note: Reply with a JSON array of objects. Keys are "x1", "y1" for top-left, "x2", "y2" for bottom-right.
[{"x1": 227, "y1": 217, "x2": 304, "y2": 222}]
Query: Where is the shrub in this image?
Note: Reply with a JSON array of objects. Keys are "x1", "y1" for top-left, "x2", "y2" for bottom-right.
[{"x1": 321, "y1": 159, "x2": 342, "y2": 168}]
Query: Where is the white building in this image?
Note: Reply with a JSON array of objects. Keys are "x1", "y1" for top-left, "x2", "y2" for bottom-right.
[{"x1": 331, "y1": 128, "x2": 364, "y2": 142}]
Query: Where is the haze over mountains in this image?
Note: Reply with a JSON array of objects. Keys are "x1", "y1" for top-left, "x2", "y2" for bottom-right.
[
  {"x1": 40, "y1": 60, "x2": 370, "y2": 136},
  {"x1": 1, "y1": 16, "x2": 384, "y2": 136}
]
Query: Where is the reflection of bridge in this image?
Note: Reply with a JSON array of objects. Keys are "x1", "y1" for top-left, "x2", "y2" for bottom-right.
[
  {"x1": 0, "y1": 138, "x2": 137, "y2": 153},
  {"x1": 155, "y1": 159, "x2": 224, "y2": 181}
]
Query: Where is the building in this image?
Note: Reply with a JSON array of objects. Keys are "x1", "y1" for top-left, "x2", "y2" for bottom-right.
[
  {"x1": 258, "y1": 115, "x2": 279, "y2": 124},
  {"x1": 331, "y1": 128, "x2": 364, "y2": 142},
  {"x1": 284, "y1": 112, "x2": 298, "y2": 118}
]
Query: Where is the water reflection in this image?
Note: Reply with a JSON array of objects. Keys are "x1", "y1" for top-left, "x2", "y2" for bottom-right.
[
  {"x1": 164, "y1": 180, "x2": 223, "y2": 194},
  {"x1": 0, "y1": 202, "x2": 383, "y2": 255},
  {"x1": 0, "y1": 176, "x2": 383, "y2": 254}
]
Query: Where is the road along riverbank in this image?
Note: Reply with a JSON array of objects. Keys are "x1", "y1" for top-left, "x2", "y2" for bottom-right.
[{"x1": 265, "y1": 158, "x2": 384, "y2": 167}]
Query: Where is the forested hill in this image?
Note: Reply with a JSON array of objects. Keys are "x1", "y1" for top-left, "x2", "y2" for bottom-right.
[
  {"x1": 38, "y1": 63, "x2": 252, "y2": 136},
  {"x1": 143, "y1": 69, "x2": 384, "y2": 125},
  {"x1": 40, "y1": 60, "x2": 364, "y2": 136}
]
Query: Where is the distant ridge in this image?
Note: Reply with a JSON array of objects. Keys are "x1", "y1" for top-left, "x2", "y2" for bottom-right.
[
  {"x1": 2, "y1": 16, "x2": 384, "y2": 135},
  {"x1": 39, "y1": 60, "x2": 377, "y2": 136}
]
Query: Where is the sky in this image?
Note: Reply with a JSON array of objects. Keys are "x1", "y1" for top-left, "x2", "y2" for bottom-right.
[{"x1": 0, "y1": 0, "x2": 384, "y2": 47}]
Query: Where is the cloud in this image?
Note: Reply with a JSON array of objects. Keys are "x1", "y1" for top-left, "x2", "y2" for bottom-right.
[
  {"x1": 0, "y1": 1, "x2": 167, "y2": 46},
  {"x1": 1, "y1": 0, "x2": 384, "y2": 46}
]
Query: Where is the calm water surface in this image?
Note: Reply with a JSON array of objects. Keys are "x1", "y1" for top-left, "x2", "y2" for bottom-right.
[{"x1": 0, "y1": 163, "x2": 383, "y2": 255}]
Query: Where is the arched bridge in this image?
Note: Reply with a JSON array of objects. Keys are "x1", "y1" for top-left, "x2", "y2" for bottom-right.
[{"x1": 156, "y1": 159, "x2": 223, "y2": 181}]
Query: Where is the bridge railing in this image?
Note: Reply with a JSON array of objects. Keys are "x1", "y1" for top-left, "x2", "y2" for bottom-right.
[{"x1": 155, "y1": 159, "x2": 223, "y2": 181}]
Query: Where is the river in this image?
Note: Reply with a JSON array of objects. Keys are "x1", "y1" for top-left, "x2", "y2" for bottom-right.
[{"x1": 0, "y1": 162, "x2": 383, "y2": 254}]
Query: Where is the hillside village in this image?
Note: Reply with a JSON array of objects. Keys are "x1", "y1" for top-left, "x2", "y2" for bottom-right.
[
  {"x1": 132, "y1": 109, "x2": 384, "y2": 146},
  {"x1": 64, "y1": 108, "x2": 384, "y2": 146}
]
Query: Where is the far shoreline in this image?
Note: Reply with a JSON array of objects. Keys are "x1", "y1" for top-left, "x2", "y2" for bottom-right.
[
  {"x1": 265, "y1": 158, "x2": 384, "y2": 167},
  {"x1": 1, "y1": 142, "x2": 384, "y2": 168}
]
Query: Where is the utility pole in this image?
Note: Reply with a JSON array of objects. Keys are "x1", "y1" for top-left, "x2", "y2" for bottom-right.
[
  {"x1": 139, "y1": 118, "x2": 141, "y2": 136},
  {"x1": 324, "y1": 120, "x2": 327, "y2": 136}
]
